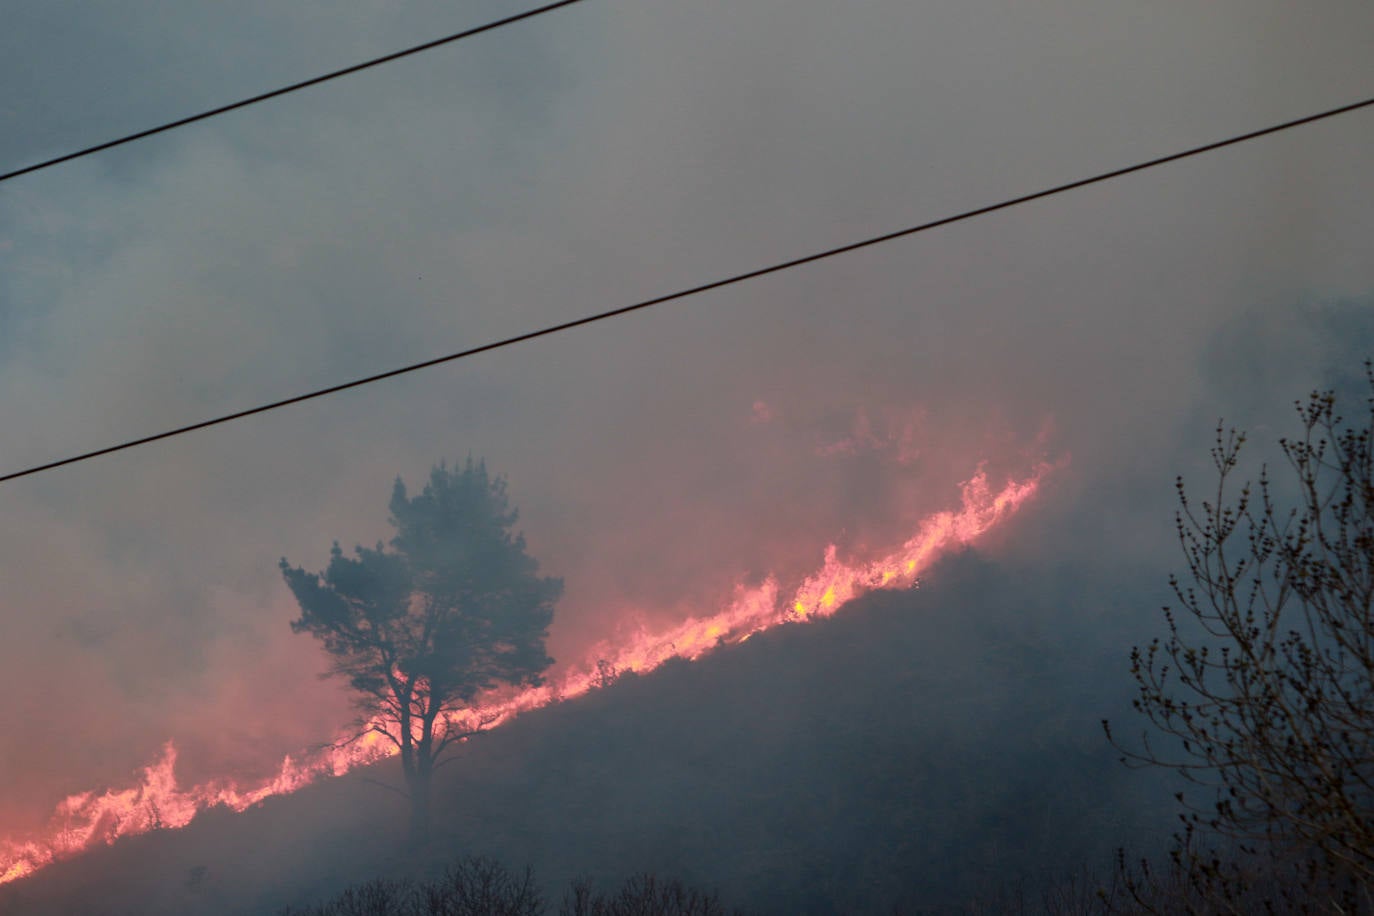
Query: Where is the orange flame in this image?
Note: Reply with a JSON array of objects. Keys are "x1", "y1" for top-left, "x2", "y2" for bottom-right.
[{"x1": 0, "y1": 464, "x2": 1047, "y2": 885}]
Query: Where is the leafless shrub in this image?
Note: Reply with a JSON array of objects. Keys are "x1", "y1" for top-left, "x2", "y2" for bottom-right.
[
  {"x1": 558, "y1": 873, "x2": 736, "y2": 916},
  {"x1": 1105, "y1": 365, "x2": 1374, "y2": 910}
]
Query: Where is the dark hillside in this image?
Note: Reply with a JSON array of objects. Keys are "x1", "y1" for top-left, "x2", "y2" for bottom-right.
[{"x1": 0, "y1": 550, "x2": 1171, "y2": 915}]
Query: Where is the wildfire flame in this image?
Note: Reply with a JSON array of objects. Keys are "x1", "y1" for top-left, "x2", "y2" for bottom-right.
[{"x1": 0, "y1": 464, "x2": 1048, "y2": 885}]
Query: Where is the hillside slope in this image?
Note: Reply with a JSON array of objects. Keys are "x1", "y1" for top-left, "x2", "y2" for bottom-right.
[{"x1": 0, "y1": 550, "x2": 1170, "y2": 915}]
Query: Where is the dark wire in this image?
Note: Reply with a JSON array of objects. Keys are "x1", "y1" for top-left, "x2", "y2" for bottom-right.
[
  {"x1": 0, "y1": 0, "x2": 587, "y2": 186},
  {"x1": 2, "y1": 94, "x2": 1371, "y2": 485}
]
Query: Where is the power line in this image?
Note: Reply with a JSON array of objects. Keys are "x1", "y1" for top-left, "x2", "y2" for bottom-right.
[
  {"x1": 0, "y1": 0, "x2": 587, "y2": 186},
  {"x1": 2, "y1": 93, "x2": 1371, "y2": 485}
]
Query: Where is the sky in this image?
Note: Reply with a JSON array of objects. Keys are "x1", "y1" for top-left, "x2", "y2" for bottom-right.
[{"x1": 1, "y1": 0, "x2": 1373, "y2": 848}]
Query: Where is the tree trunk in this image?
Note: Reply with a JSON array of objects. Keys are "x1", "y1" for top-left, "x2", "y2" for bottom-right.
[
  {"x1": 407, "y1": 707, "x2": 438, "y2": 848},
  {"x1": 408, "y1": 765, "x2": 431, "y2": 848}
]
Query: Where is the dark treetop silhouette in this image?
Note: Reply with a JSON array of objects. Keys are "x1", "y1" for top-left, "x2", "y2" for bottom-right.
[
  {"x1": 281, "y1": 459, "x2": 561, "y2": 845},
  {"x1": 1106, "y1": 365, "x2": 1374, "y2": 908}
]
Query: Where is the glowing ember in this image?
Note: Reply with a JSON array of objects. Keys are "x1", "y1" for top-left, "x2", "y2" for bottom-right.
[{"x1": 0, "y1": 464, "x2": 1047, "y2": 885}]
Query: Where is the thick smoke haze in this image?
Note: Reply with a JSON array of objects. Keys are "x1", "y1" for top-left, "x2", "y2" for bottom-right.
[{"x1": 0, "y1": 0, "x2": 1372, "y2": 880}]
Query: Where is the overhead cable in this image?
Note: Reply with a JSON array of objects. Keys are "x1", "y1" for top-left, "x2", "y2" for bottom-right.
[
  {"x1": 2, "y1": 93, "x2": 1371, "y2": 485},
  {"x1": 0, "y1": 0, "x2": 587, "y2": 185}
]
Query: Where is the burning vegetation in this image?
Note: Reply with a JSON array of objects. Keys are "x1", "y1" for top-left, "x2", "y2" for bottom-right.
[{"x1": 0, "y1": 460, "x2": 1047, "y2": 886}]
